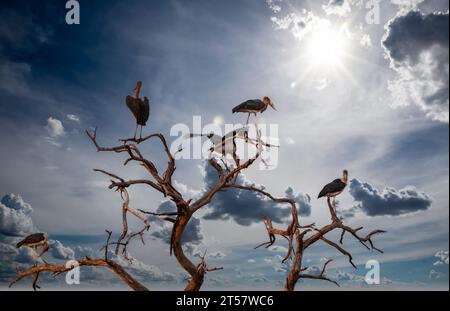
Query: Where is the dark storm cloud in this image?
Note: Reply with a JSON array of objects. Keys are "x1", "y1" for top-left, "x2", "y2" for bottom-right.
[
  {"x1": 285, "y1": 187, "x2": 312, "y2": 217},
  {"x1": 382, "y1": 10, "x2": 449, "y2": 121},
  {"x1": 349, "y1": 179, "x2": 432, "y2": 216},
  {"x1": 202, "y1": 163, "x2": 311, "y2": 226},
  {"x1": 150, "y1": 201, "x2": 204, "y2": 245},
  {"x1": 383, "y1": 11, "x2": 448, "y2": 65}
]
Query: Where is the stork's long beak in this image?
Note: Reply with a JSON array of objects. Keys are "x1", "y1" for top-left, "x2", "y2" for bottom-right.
[
  {"x1": 134, "y1": 81, "x2": 142, "y2": 99},
  {"x1": 269, "y1": 102, "x2": 277, "y2": 111}
]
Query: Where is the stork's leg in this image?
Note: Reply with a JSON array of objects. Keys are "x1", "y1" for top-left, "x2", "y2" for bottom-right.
[
  {"x1": 220, "y1": 158, "x2": 230, "y2": 172},
  {"x1": 31, "y1": 246, "x2": 39, "y2": 265},
  {"x1": 139, "y1": 125, "x2": 143, "y2": 140},
  {"x1": 133, "y1": 124, "x2": 138, "y2": 140},
  {"x1": 253, "y1": 113, "x2": 260, "y2": 139},
  {"x1": 246, "y1": 113, "x2": 251, "y2": 126},
  {"x1": 254, "y1": 113, "x2": 268, "y2": 158}
]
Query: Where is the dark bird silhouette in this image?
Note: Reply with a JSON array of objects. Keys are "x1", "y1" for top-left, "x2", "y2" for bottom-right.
[
  {"x1": 318, "y1": 170, "x2": 349, "y2": 200},
  {"x1": 318, "y1": 170, "x2": 349, "y2": 219},
  {"x1": 232, "y1": 97, "x2": 277, "y2": 127},
  {"x1": 126, "y1": 81, "x2": 150, "y2": 139},
  {"x1": 16, "y1": 233, "x2": 49, "y2": 259}
]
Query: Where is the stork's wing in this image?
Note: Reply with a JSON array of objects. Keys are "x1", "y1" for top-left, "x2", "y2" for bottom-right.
[
  {"x1": 223, "y1": 126, "x2": 249, "y2": 139},
  {"x1": 183, "y1": 133, "x2": 222, "y2": 145},
  {"x1": 318, "y1": 179, "x2": 346, "y2": 198},
  {"x1": 126, "y1": 95, "x2": 141, "y2": 122},
  {"x1": 16, "y1": 233, "x2": 46, "y2": 248},
  {"x1": 232, "y1": 100, "x2": 265, "y2": 113},
  {"x1": 140, "y1": 97, "x2": 150, "y2": 125}
]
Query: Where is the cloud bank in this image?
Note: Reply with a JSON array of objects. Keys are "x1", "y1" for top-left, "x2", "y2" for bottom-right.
[
  {"x1": 349, "y1": 178, "x2": 432, "y2": 216},
  {"x1": 202, "y1": 164, "x2": 311, "y2": 226},
  {"x1": 383, "y1": 10, "x2": 449, "y2": 122}
]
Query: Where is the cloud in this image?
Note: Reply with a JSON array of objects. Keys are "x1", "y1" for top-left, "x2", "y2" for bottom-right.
[
  {"x1": 109, "y1": 252, "x2": 178, "y2": 282},
  {"x1": 349, "y1": 178, "x2": 432, "y2": 216},
  {"x1": 390, "y1": 0, "x2": 425, "y2": 10},
  {"x1": 284, "y1": 137, "x2": 296, "y2": 145},
  {"x1": 433, "y1": 250, "x2": 449, "y2": 266},
  {"x1": 48, "y1": 239, "x2": 75, "y2": 260},
  {"x1": 382, "y1": 10, "x2": 449, "y2": 122},
  {"x1": 268, "y1": 245, "x2": 289, "y2": 253},
  {"x1": 173, "y1": 180, "x2": 201, "y2": 198},
  {"x1": 150, "y1": 201, "x2": 204, "y2": 245},
  {"x1": 66, "y1": 114, "x2": 80, "y2": 123},
  {"x1": 0, "y1": 194, "x2": 35, "y2": 237},
  {"x1": 0, "y1": 192, "x2": 178, "y2": 286},
  {"x1": 315, "y1": 78, "x2": 330, "y2": 91},
  {"x1": 266, "y1": 0, "x2": 282, "y2": 13},
  {"x1": 44, "y1": 117, "x2": 66, "y2": 146},
  {"x1": 202, "y1": 164, "x2": 311, "y2": 226},
  {"x1": 322, "y1": 0, "x2": 352, "y2": 17},
  {"x1": 270, "y1": 9, "x2": 326, "y2": 42},
  {"x1": 45, "y1": 117, "x2": 65, "y2": 138},
  {"x1": 305, "y1": 265, "x2": 322, "y2": 276},
  {"x1": 335, "y1": 270, "x2": 364, "y2": 283},
  {"x1": 247, "y1": 259, "x2": 256, "y2": 263},
  {"x1": 209, "y1": 251, "x2": 226, "y2": 259},
  {"x1": 285, "y1": 187, "x2": 312, "y2": 217},
  {"x1": 0, "y1": 193, "x2": 93, "y2": 287},
  {"x1": 429, "y1": 269, "x2": 442, "y2": 279},
  {"x1": 360, "y1": 34, "x2": 372, "y2": 48},
  {"x1": 14, "y1": 247, "x2": 37, "y2": 264}
]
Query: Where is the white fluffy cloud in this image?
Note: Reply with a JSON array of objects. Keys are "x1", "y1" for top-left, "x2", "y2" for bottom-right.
[
  {"x1": 266, "y1": 0, "x2": 282, "y2": 13},
  {"x1": 383, "y1": 11, "x2": 449, "y2": 122},
  {"x1": 45, "y1": 117, "x2": 65, "y2": 138},
  {"x1": 66, "y1": 114, "x2": 80, "y2": 123},
  {"x1": 390, "y1": 0, "x2": 425, "y2": 10},
  {"x1": 0, "y1": 194, "x2": 35, "y2": 237},
  {"x1": 360, "y1": 34, "x2": 372, "y2": 48},
  {"x1": 322, "y1": 0, "x2": 353, "y2": 16},
  {"x1": 49, "y1": 239, "x2": 75, "y2": 260},
  {"x1": 270, "y1": 9, "x2": 327, "y2": 42},
  {"x1": 433, "y1": 250, "x2": 449, "y2": 266},
  {"x1": 110, "y1": 252, "x2": 178, "y2": 282}
]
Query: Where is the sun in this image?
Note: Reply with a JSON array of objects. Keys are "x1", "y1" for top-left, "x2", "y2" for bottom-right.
[{"x1": 305, "y1": 22, "x2": 348, "y2": 69}]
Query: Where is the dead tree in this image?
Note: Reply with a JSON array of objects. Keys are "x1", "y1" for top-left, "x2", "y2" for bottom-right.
[
  {"x1": 9, "y1": 128, "x2": 384, "y2": 291},
  {"x1": 255, "y1": 195, "x2": 386, "y2": 291},
  {"x1": 9, "y1": 129, "x2": 260, "y2": 291}
]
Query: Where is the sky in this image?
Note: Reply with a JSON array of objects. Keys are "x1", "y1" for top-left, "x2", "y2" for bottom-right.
[{"x1": 0, "y1": 0, "x2": 448, "y2": 291}]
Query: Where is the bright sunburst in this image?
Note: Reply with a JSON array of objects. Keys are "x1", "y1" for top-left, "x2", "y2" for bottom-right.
[{"x1": 305, "y1": 22, "x2": 348, "y2": 68}]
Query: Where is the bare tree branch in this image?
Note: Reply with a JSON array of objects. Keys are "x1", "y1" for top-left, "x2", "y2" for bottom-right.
[{"x1": 299, "y1": 259, "x2": 340, "y2": 287}]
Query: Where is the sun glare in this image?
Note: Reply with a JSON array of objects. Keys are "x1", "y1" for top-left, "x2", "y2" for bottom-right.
[{"x1": 305, "y1": 23, "x2": 348, "y2": 68}]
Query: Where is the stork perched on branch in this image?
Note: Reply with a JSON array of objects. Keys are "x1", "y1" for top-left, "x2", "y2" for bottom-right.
[
  {"x1": 126, "y1": 81, "x2": 150, "y2": 140},
  {"x1": 184, "y1": 127, "x2": 278, "y2": 167},
  {"x1": 318, "y1": 170, "x2": 349, "y2": 219},
  {"x1": 16, "y1": 233, "x2": 49, "y2": 262},
  {"x1": 232, "y1": 97, "x2": 277, "y2": 130}
]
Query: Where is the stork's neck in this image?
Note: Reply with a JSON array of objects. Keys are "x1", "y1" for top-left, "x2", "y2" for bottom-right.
[
  {"x1": 341, "y1": 176, "x2": 348, "y2": 184},
  {"x1": 260, "y1": 104, "x2": 268, "y2": 113},
  {"x1": 134, "y1": 84, "x2": 142, "y2": 99}
]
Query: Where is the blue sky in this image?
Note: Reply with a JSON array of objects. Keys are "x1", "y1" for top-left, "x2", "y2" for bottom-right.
[{"x1": 0, "y1": 0, "x2": 448, "y2": 290}]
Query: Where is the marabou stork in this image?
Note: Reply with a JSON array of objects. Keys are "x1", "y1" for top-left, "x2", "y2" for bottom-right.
[
  {"x1": 318, "y1": 170, "x2": 349, "y2": 219},
  {"x1": 184, "y1": 127, "x2": 250, "y2": 166},
  {"x1": 232, "y1": 97, "x2": 277, "y2": 129},
  {"x1": 126, "y1": 81, "x2": 150, "y2": 139},
  {"x1": 16, "y1": 233, "x2": 49, "y2": 261}
]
